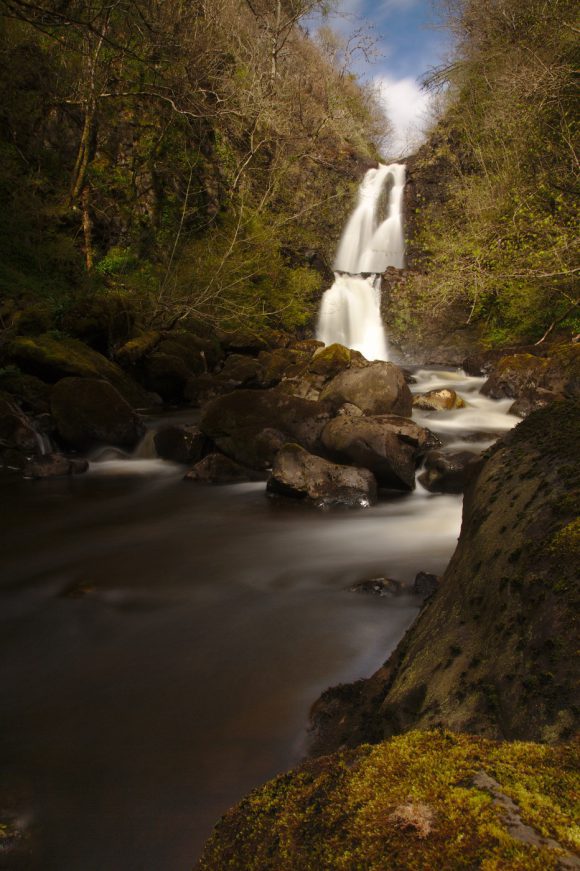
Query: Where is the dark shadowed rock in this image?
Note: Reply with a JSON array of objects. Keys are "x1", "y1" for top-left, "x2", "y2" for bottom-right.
[
  {"x1": 350, "y1": 577, "x2": 403, "y2": 596},
  {"x1": 0, "y1": 393, "x2": 40, "y2": 455},
  {"x1": 413, "y1": 571, "x2": 441, "y2": 598},
  {"x1": 2, "y1": 334, "x2": 149, "y2": 407},
  {"x1": 154, "y1": 425, "x2": 208, "y2": 464},
  {"x1": 481, "y1": 345, "x2": 580, "y2": 402},
  {"x1": 267, "y1": 443, "x2": 377, "y2": 508},
  {"x1": 23, "y1": 453, "x2": 88, "y2": 478},
  {"x1": 257, "y1": 348, "x2": 311, "y2": 386},
  {"x1": 321, "y1": 415, "x2": 438, "y2": 490},
  {"x1": 218, "y1": 354, "x2": 262, "y2": 386},
  {"x1": 319, "y1": 361, "x2": 412, "y2": 416},
  {"x1": 509, "y1": 390, "x2": 557, "y2": 418},
  {"x1": 51, "y1": 378, "x2": 144, "y2": 449},
  {"x1": 200, "y1": 389, "x2": 332, "y2": 469},
  {"x1": 184, "y1": 453, "x2": 258, "y2": 484},
  {"x1": 418, "y1": 450, "x2": 480, "y2": 493},
  {"x1": 413, "y1": 388, "x2": 465, "y2": 411}
]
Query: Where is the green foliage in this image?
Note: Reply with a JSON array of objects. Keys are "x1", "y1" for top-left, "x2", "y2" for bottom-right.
[
  {"x1": 198, "y1": 730, "x2": 580, "y2": 870},
  {"x1": 402, "y1": 0, "x2": 579, "y2": 346}
]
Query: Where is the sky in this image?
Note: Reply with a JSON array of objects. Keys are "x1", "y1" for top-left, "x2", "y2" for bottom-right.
[{"x1": 315, "y1": 0, "x2": 451, "y2": 157}]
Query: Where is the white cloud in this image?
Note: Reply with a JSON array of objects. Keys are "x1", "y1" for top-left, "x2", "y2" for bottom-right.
[{"x1": 376, "y1": 75, "x2": 433, "y2": 157}]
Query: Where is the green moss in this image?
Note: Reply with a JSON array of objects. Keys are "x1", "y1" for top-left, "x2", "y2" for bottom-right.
[{"x1": 197, "y1": 731, "x2": 579, "y2": 870}]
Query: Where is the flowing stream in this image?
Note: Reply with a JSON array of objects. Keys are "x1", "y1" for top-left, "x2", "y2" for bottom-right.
[{"x1": 0, "y1": 370, "x2": 518, "y2": 870}]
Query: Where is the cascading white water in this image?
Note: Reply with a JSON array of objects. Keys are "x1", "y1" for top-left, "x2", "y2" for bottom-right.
[{"x1": 316, "y1": 163, "x2": 406, "y2": 362}]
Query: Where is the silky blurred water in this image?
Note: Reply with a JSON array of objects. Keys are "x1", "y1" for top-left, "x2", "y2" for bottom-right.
[{"x1": 0, "y1": 367, "x2": 518, "y2": 870}]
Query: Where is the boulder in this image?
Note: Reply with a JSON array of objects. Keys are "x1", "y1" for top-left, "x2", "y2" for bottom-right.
[
  {"x1": 23, "y1": 453, "x2": 88, "y2": 478},
  {"x1": 413, "y1": 388, "x2": 465, "y2": 411},
  {"x1": 321, "y1": 415, "x2": 438, "y2": 490},
  {"x1": 200, "y1": 389, "x2": 332, "y2": 469},
  {"x1": 196, "y1": 732, "x2": 579, "y2": 871},
  {"x1": 115, "y1": 331, "x2": 162, "y2": 367},
  {"x1": 51, "y1": 378, "x2": 144, "y2": 450},
  {"x1": 481, "y1": 345, "x2": 580, "y2": 402},
  {"x1": 2, "y1": 334, "x2": 150, "y2": 407},
  {"x1": 218, "y1": 354, "x2": 261, "y2": 386},
  {"x1": 509, "y1": 390, "x2": 557, "y2": 418},
  {"x1": 139, "y1": 332, "x2": 223, "y2": 402},
  {"x1": 257, "y1": 348, "x2": 311, "y2": 386},
  {"x1": 184, "y1": 453, "x2": 258, "y2": 484},
  {"x1": 154, "y1": 425, "x2": 208, "y2": 464},
  {"x1": 267, "y1": 443, "x2": 377, "y2": 509},
  {"x1": 350, "y1": 577, "x2": 403, "y2": 596},
  {"x1": 418, "y1": 450, "x2": 480, "y2": 494},
  {"x1": 216, "y1": 328, "x2": 287, "y2": 355},
  {"x1": 308, "y1": 343, "x2": 354, "y2": 378},
  {"x1": 0, "y1": 368, "x2": 51, "y2": 414},
  {"x1": 320, "y1": 362, "x2": 412, "y2": 416}
]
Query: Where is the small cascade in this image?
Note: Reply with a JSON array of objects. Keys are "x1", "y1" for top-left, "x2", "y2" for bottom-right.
[{"x1": 317, "y1": 163, "x2": 406, "y2": 362}]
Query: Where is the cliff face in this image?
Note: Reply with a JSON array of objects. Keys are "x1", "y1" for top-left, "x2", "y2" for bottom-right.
[{"x1": 310, "y1": 400, "x2": 580, "y2": 753}]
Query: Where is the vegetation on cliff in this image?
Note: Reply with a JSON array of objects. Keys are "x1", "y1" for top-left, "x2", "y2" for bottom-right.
[
  {"x1": 391, "y1": 0, "x2": 579, "y2": 350},
  {"x1": 0, "y1": 0, "x2": 387, "y2": 339}
]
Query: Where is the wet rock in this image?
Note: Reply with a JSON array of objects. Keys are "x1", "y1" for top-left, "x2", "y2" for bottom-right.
[
  {"x1": 184, "y1": 453, "x2": 258, "y2": 484},
  {"x1": 267, "y1": 443, "x2": 377, "y2": 508},
  {"x1": 350, "y1": 577, "x2": 403, "y2": 596},
  {"x1": 319, "y1": 361, "x2": 412, "y2": 416},
  {"x1": 509, "y1": 390, "x2": 557, "y2": 418},
  {"x1": 413, "y1": 571, "x2": 441, "y2": 598},
  {"x1": 51, "y1": 377, "x2": 144, "y2": 450},
  {"x1": 418, "y1": 450, "x2": 480, "y2": 494},
  {"x1": 321, "y1": 415, "x2": 437, "y2": 491},
  {"x1": 200, "y1": 389, "x2": 332, "y2": 469},
  {"x1": 154, "y1": 425, "x2": 208, "y2": 464},
  {"x1": 2, "y1": 333, "x2": 149, "y2": 407},
  {"x1": 23, "y1": 453, "x2": 89, "y2": 478},
  {"x1": 413, "y1": 388, "x2": 465, "y2": 411}
]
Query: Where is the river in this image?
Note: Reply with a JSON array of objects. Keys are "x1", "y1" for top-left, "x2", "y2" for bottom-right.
[{"x1": 0, "y1": 367, "x2": 516, "y2": 870}]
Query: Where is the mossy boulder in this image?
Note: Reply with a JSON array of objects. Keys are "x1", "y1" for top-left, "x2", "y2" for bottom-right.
[
  {"x1": 310, "y1": 401, "x2": 580, "y2": 752},
  {"x1": 257, "y1": 348, "x2": 311, "y2": 386},
  {"x1": 320, "y1": 362, "x2": 412, "y2": 417},
  {"x1": 218, "y1": 354, "x2": 262, "y2": 386},
  {"x1": 197, "y1": 730, "x2": 579, "y2": 871},
  {"x1": 51, "y1": 377, "x2": 144, "y2": 450},
  {"x1": 199, "y1": 390, "x2": 332, "y2": 469},
  {"x1": 114, "y1": 331, "x2": 162, "y2": 367},
  {"x1": 267, "y1": 443, "x2": 377, "y2": 508},
  {"x1": 308, "y1": 342, "x2": 354, "y2": 378},
  {"x1": 2, "y1": 334, "x2": 150, "y2": 408},
  {"x1": 481, "y1": 345, "x2": 580, "y2": 402},
  {"x1": 0, "y1": 367, "x2": 51, "y2": 414}
]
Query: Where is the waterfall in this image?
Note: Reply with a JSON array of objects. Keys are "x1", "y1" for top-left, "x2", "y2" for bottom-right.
[{"x1": 316, "y1": 163, "x2": 406, "y2": 362}]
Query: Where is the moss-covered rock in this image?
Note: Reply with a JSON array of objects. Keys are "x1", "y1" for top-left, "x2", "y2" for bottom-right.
[
  {"x1": 0, "y1": 367, "x2": 51, "y2": 414},
  {"x1": 2, "y1": 334, "x2": 149, "y2": 407},
  {"x1": 197, "y1": 730, "x2": 579, "y2": 871},
  {"x1": 481, "y1": 345, "x2": 580, "y2": 402},
  {"x1": 308, "y1": 342, "x2": 353, "y2": 378},
  {"x1": 310, "y1": 401, "x2": 580, "y2": 751},
  {"x1": 51, "y1": 377, "x2": 144, "y2": 450},
  {"x1": 139, "y1": 332, "x2": 224, "y2": 402},
  {"x1": 114, "y1": 331, "x2": 162, "y2": 367}
]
